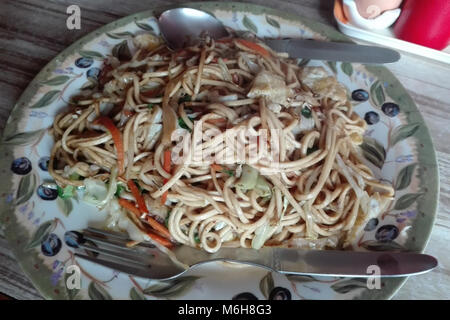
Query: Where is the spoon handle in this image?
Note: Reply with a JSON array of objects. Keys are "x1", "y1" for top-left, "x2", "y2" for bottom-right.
[{"x1": 264, "y1": 39, "x2": 400, "y2": 63}]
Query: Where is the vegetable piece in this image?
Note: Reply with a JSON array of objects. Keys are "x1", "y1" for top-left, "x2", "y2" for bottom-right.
[
  {"x1": 127, "y1": 180, "x2": 148, "y2": 214},
  {"x1": 211, "y1": 164, "x2": 224, "y2": 172},
  {"x1": 235, "y1": 164, "x2": 259, "y2": 190},
  {"x1": 94, "y1": 117, "x2": 124, "y2": 174},
  {"x1": 69, "y1": 172, "x2": 81, "y2": 180},
  {"x1": 57, "y1": 185, "x2": 75, "y2": 199},
  {"x1": 163, "y1": 150, "x2": 171, "y2": 174},
  {"x1": 251, "y1": 223, "x2": 277, "y2": 250},
  {"x1": 301, "y1": 106, "x2": 312, "y2": 118},
  {"x1": 118, "y1": 198, "x2": 141, "y2": 218},
  {"x1": 165, "y1": 209, "x2": 172, "y2": 228},
  {"x1": 146, "y1": 215, "x2": 171, "y2": 239},
  {"x1": 162, "y1": 102, "x2": 178, "y2": 145},
  {"x1": 254, "y1": 175, "x2": 272, "y2": 197},
  {"x1": 178, "y1": 94, "x2": 192, "y2": 104},
  {"x1": 83, "y1": 167, "x2": 118, "y2": 208},
  {"x1": 178, "y1": 117, "x2": 195, "y2": 132},
  {"x1": 236, "y1": 39, "x2": 270, "y2": 58},
  {"x1": 115, "y1": 184, "x2": 125, "y2": 197},
  {"x1": 146, "y1": 231, "x2": 173, "y2": 248},
  {"x1": 211, "y1": 164, "x2": 234, "y2": 177}
]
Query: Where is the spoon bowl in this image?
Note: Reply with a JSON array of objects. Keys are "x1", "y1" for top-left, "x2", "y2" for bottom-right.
[{"x1": 158, "y1": 8, "x2": 229, "y2": 50}]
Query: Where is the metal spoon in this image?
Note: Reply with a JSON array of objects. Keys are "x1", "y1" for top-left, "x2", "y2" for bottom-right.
[
  {"x1": 158, "y1": 8, "x2": 229, "y2": 50},
  {"x1": 158, "y1": 7, "x2": 400, "y2": 63}
]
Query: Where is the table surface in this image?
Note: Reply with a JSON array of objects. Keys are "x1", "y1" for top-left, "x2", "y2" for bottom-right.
[{"x1": 0, "y1": 0, "x2": 449, "y2": 300}]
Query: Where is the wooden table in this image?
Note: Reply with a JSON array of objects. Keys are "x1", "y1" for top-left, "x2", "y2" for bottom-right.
[{"x1": 0, "y1": 0, "x2": 449, "y2": 300}]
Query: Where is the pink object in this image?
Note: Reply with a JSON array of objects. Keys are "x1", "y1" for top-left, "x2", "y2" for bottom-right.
[
  {"x1": 355, "y1": 0, "x2": 403, "y2": 19},
  {"x1": 394, "y1": 0, "x2": 450, "y2": 50}
]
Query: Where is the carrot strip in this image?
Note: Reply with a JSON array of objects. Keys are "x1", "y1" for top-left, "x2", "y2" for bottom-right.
[
  {"x1": 118, "y1": 198, "x2": 140, "y2": 218},
  {"x1": 127, "y1": 180, "x2": 148, "y2": 214},
  {"x1": 94, "y1": 116, "x2": 124, "y2": 174},
  {"x1": 163, "y1": 150, "x2": 171, "y2": 174},
  {"x1": 160, "y1": 190, "x2": 168, "y2": 205},
  {"x1": 146, "y1": 215, "x2": 171, "y2": 239},
  {"x1": 119, "y1": 199, "x2": 172, "y2": 248},
  {"x1": 161, "y1": 150, "x2": 171, "y2": 205},
  {"x1": 211, "y1": 164, "x2": 223, "y2": 172},
  {"x1": 146, "y1": 231, "x2": 173, "y2": 248},
  {"x1": 235, "y1": 39, "x2": 270, "y2": 58}
]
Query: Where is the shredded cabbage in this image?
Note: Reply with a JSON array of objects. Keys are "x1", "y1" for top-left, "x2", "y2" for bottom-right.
[
  {"x1": 251, "y1": 223, "x2": 277, "y2": 250},
  {"x1": 83, "y1": 166, "x2": 118, "y2": 208},
  {"x1": 235, "y1": 164, "x2": 259, "y2": 190}
]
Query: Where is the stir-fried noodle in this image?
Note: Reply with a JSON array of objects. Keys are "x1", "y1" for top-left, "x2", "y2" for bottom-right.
[{"x1": 49, "y1": 32, "x2": 394, "y2": 253}]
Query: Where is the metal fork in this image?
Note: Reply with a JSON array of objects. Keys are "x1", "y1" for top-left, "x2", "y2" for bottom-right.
[{"x1": 72, "y1": 227, "x2": 438, "y2": 281}]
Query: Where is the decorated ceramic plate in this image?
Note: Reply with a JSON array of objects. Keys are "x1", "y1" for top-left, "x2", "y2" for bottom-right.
[{"x1": 0, "y1": 2, "x2": 438, "y2": 300}]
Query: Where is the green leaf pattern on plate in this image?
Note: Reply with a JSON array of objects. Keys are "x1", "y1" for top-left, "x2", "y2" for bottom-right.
[
  {"x1": 15, "y1": 173, "x2": 37, "y2": 206},
  {"x1": 2, "y1": 129, "x2": 46, "y2": 146},
  {"x1": 395, "y1": 163, "x2": 417, "y2": 190},
  {"x1": 259, "y1": 272, "x2": 274, "y2": 299},
  {"x1": 341, "y1": 62, "x2": 353, "y2": 77},
  {"x1": 41, "y1": 75, "x2": 70, "y2": 86},
  {"x1": 25, "y1": 219, "x2": 57, "y2": 249},
  {"x1": 370, "y1": 80, "x2": 385, "y2": 106},
  {"x1": 242, "y1": 15, "x2": 258, "y2": 34},
  {"x1": 130, "y1": 287, "x2": 146, "y2": 300},
  {"x1": 360, "y1": 136, "x2": 386, "y2": 169},
  {"x1": 143, "y1": 276, "x2": 201, "y2": 298},
  {"x1": 331, "y1": 278, "x2": 367, "y2": 294},
  {"x1": 88, "y1": 282, "x2": 113, "y2": 300},
  {"x1": 134, "y1": 20, "x2": 154, "y2": 31},
  {"x1": 265, "y1": 15, "x2": 280, "y2": 28},
  {"x1": 360, "y1": 240, "x2": 406, "y2": 251},
  {"x1": 56, "y1": 197, "x2": 73, "y2": 217},
  {"x1": 79, "y1": 50, "x2": 104, "y2": 60},
  {"x1": 394, "y1": 193, "x2": 423, "y2": 210},
  {"x1": 391, "y1": 123, "x2": 420, "y2": 146},
  {"x1": 286, "y1": 275, "x2": 316, "y2": 283},
  {"x1": 30, "y1": 90, "x2": 60, "y2": 109},
  {"x1": 106, "y1": 31, "x2": 134, "y2": 39},
  {"x1": 326, "y1": 61, "x2": 337, "y2": 74}
]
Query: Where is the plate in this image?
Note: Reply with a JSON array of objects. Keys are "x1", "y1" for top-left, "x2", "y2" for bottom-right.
[{"x1": 0, "y1": 2, "x2": 439, "y2": 300}]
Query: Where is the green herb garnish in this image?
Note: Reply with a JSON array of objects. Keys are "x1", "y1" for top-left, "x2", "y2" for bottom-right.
[
  {"x1": 57, "y1": 185, "x2": 75, "y2": 199},
  {"x1": 178, "y1": 116, "x2": 195, "y2": 132},
  {"x1": 194, "y1": 233, "x2": 201, "y2": 244},
  {"x1": 178, "y1": 94, "x2": 192, "y2": 104},
  {"x1": 301, "y1": 106, "x2": 312, "y2": 118},
  {"x1": 307, "y1": 145, "x2": 319, "y2": 155},
  {"x1": 69, "y1": 172, "x2": 80, "y2": 180},
  {"x1": 147, "y1": 103, "x2": 154, "y2": 109},
  {"x1": 223, "y1": 169, "x2": 234, "y2": 177},
  {"x1": 115, "y1": 184, "x2": 125, "y2": 197},
  {"x1": 165, "y1": 209, "x2": 172, "y2": 228}
]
